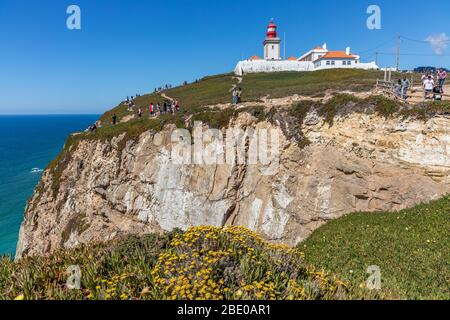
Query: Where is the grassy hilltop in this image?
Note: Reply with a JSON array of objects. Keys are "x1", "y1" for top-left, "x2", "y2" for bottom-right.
[
  {"x1": 100, "y1": 69, "x2": 393, "y2": 125},
  {"x1": 301, "y1": 196, "x2": 450, "y2": 300},
  {"x1": 51, "y1": 69, "x2": 446, "y2": 159}
]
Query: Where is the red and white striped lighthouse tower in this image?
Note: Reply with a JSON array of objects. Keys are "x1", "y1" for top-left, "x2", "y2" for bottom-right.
[
  {"x1": 263, "y1": 19, "x2": 281, "y2": 60},
  {"x1": 266, "y1": 20, "x2": 278, "y2": 38}
]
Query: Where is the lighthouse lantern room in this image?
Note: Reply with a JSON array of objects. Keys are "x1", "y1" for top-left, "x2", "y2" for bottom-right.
[{"x1": 263, "y1": 20, "x2": 281, "y2": 60}]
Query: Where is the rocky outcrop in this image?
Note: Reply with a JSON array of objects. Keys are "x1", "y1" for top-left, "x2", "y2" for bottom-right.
[{"x1": 16, "y1": 106, "x2": 450, "y2": 258}]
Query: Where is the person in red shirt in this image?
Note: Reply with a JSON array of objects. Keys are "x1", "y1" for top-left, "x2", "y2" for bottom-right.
[{"x1": 149, "y1": 102, "x2": 154, "y2": 116}]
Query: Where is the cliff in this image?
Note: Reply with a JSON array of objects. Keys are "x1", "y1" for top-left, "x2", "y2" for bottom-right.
[{"x1": 16, "y1": 86, "x2": 450, "y2": 258}]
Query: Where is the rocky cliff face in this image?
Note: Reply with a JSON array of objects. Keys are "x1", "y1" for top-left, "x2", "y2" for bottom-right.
[{"x1": 16, "y1": 104, "x2": 450, "y2": 258}]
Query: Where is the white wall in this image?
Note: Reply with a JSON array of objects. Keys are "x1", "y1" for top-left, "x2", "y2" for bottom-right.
[
  {"x1": 234, "y1": 60, "x2": 314, "y2": 76},
  {"x1": 234, "y1": 60, "x2": 378, "y2": 76},
  {"x1": 264, "y1": 41, "x2": 281, "y2": 60}
]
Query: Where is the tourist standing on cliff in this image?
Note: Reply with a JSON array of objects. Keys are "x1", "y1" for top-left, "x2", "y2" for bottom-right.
[
  {"x1": 423, "y1": 76, "x2": 435, "y2": 100},
  {"x1": 438, "y1": 69, "x2": 447, "y2": 93},
  {"x1": 237, "y1": 87, "x2": 242, "y2": 104},
  {"x1": 156, "y1": 103, "x2": 161, "y2": 115},
  {"x1": 112, "y1": 114, "x2": 117, "y2": 125},
  {"x1": 421, "y1": 72, "x2": 430, "y2": 84},
  {"x1": 401, "y1": 77, "x2": 410, "y2": 100},
  {"x1": 137, "y1": 107, "x2": 142, "y2": 118},
  {"x1": 149, "y1": 102, "x2": 154, "y2": 116},
  {"x1": 395, "y1": 79, "x2": 403, "y2": 99},
  {"x1": 231, "y1": 87, "x2": 237, "y2": 105}
]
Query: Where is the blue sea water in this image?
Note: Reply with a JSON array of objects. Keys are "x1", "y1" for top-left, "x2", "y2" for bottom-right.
[{"x1": 0, "y1": 115, "x2": 99, "y2": 256}]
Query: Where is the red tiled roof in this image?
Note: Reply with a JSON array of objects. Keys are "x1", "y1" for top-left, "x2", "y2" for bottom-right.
[{"x1": 315, "y1": 51, "x2": 356, "y2": 61}]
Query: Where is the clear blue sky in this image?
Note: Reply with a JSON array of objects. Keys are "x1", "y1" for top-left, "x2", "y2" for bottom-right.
[{"x1": 0, "y1": 0, "x2": 449, "y2": 114}]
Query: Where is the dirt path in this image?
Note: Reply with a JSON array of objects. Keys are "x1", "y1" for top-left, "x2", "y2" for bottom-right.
[
  {"x1": 161, "y1": 92, "x2": 175, "y2": 102},
  {"x1": 375, "y1": 84, "x2": 450, "y2": 105},
  {"x1": 232, "y1": 76, "x2": 243, "y2": 84},
  {"x1": 202, "y1": 90, "x2": 375, "y2": 112},
  {"x1": 229, "y1": 76, "x2": 243, "y2": 103},
  {"x1": 406, "y1": 85, "x2": 450, "y2": 104},
  {"x1": 120, "y1": 114, "x2": 135, "y2": 123}
]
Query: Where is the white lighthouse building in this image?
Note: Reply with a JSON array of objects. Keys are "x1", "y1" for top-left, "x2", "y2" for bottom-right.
[
  {"x1": 234, "y1": 20, "x2": 378, "y2": 76},
  {"x1": 263, "y1": 20, "x2": 281, "y2": 60}
]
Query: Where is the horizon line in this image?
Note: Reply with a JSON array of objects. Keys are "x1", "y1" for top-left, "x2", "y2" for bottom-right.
[{"x1": 0, "y1": 113, "x2": 102, "y2": 116}]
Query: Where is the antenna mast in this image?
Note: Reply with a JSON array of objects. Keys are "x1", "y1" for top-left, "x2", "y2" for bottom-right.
[{"x1": 396, "y1": 34, "x2": 401, "y2": 71}]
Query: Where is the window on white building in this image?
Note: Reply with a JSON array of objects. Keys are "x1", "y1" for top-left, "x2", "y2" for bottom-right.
[
  {"x1": 343, "y1": 61, "x2": 347, "y2": 65},
  {"x1": 331, "y1": 61, "x2": 335, "y2": 65},
  {"x1": 326, "y1": 61, "x2": 330, "y2": 65}
]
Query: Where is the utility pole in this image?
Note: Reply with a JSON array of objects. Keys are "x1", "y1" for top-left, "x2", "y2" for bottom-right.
[
  {"x1": 375, "y1": 52, "x2": 379, "y2": 66},
  {"x1": 396, "y1": 34, "x2": 401, "y2": 71}
]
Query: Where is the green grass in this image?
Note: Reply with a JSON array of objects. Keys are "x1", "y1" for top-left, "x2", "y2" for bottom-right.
[
  {"x1": 93, "y1": 69, "x2": 429, "y2": 141},
  {"x1": 3, "y1": 197, "x2": 448, "y2": 300},
  {"x1": 240, "y1": 69, "x2": 386, "y2": 101},
  {"x1": 300, "y1": 196, "x2": 450, "y2": 300},
  {"x1": 159, "y1": 70, "x2": 385, "y2": 110},
  {"x1": 101, "y1": 69, "x2": 408, "y2": 125}
]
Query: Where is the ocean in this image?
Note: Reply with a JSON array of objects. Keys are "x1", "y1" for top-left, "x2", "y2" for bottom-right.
[{"x1": 0, "y1": 115, "x2": 99, "y2": 256}]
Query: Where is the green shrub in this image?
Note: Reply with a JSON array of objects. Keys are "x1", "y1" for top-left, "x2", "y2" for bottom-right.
[
  {"x1": 1, "y1": 227, "x2": 353, "y2": 300},
  {"x1": 300, "y1": 196, "x2": 450, "y2": 300}
]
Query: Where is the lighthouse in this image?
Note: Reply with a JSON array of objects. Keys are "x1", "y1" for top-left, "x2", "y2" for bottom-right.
[{"x1": 263, "y1": 19, "x2": 281, "y2": 60}]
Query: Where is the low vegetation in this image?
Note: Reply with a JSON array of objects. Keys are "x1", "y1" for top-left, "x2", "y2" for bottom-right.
[
  {"x1": 1, "y1": 226, "x2": 359, "y2": 300},
  {"x1": 162, "y1": 69, "x2": 382, "y2": 109},
  {"x1": 2, "y1": 196, "x2": 448, "y2": 300},
  {"x1": 300, "y1": 196, "x2": 450, "y2": 300}
]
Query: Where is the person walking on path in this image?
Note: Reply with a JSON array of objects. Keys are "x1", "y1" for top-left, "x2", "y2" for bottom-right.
[
  {"x1": 237, "y1": 87, "x2": 242, "y2": 104},
  {"x1": 423, "y1": 76, "x2": 435, "y2": 100},
  {"x1": 112, "y1": 114, "x2": 117, "y2": 125},
  {"x1": 394, "y1": 79, "x2": 403, "y2": 99},
  {"x1": 401, "y1": 77, "x2": 410, "y2": 100},
  {"x1": 421, "y1": 73, "x2": 430, "y2": 84},
  {"x1": 231, "y1": 87, "x2": 238, "y2": 105},
  {"x1": 437, "y1": 68, "x2": 447, "y2": 93},
  {"x1": 138, "y1": 107, "x2": 142, "y2": 118}
]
